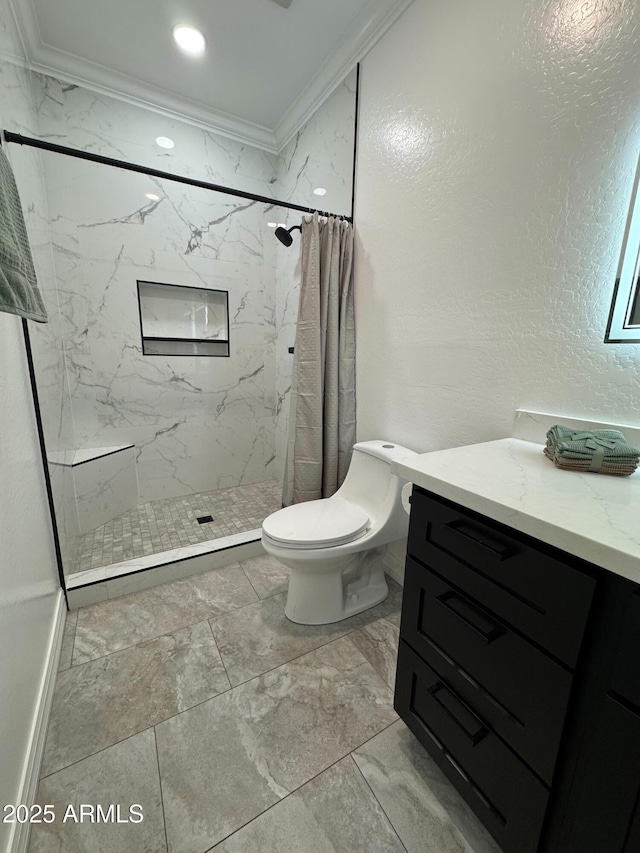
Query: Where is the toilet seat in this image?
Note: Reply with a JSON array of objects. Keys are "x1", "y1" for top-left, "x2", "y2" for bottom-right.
[{"x1": 262, "y1": 496, "x2": 370, "y2": 550}]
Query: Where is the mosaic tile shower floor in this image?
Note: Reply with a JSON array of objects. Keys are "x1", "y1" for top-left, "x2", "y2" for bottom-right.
[{"x1": 75, "y1": 480, "x2": 282, "y2": 573}]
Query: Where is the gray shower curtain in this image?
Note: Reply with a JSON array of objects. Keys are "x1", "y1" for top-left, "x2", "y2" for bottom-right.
[{"x1": 283, "y1": 212, "x2": 356, "y2": 505}]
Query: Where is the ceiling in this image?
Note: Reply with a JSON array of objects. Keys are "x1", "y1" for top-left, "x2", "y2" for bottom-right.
[{"x1": 8, "y1": 0, "x2": 414, "y2": 152}]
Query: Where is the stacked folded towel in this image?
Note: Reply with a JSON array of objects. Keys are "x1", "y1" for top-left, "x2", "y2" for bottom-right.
[{"x1": 544, "y1": 424, "x2": 640, "y2": 477}]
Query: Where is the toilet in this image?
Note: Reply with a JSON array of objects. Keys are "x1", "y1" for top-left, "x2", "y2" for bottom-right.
[{"x1": 261, "y1": 440, "x2": 417, "y2": 625}]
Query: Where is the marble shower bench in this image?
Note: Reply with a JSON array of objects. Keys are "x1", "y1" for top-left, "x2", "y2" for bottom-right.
[{"x1": 49, "y1": 444, "x2": 138, "y2": 534}]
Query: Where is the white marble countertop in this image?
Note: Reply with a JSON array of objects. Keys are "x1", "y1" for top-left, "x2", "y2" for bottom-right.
[{"x1": 392, "y1": 438, "x2": 640, "y2": 585}]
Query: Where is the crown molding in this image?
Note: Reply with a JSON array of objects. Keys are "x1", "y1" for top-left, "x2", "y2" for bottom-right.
[
  {"x1": 0, "y1": 44, "x2": 28, "y2": 66},
  {"x1": 7, "y1": 0, "x2": 415, "y2": 154},
  {"x1": 274, "y1": 0, "x2": 415, "y2": 150},
  {"x1": 28, "y1": 46, "x2": 278, "y2": 152},
  {"x1": 6, "y1": 0, "x2": 37, "y2": 60},
  {"x1": 8, "y1": 0, "x2": 278, "y2": 151}
]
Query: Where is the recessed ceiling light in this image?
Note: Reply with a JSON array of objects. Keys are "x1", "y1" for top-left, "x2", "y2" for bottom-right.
[
  {"x1": 145, "y1": 193, "x2": 160, "y2": 201},
  {"x1": 267, "y1": 221, "x2": 277, "y2": 228},
  {"x1": 156, "y1": 136, "x2": 174, "y2": 149},
  {"x1": 277, "y1": 223, "x2": 287, "y2": 228},
  {"x1": 313, "y1": 187, "x2": 327, "y2": 196},
  {"x1": 173, "y1": 25, "x2": 206, "y2": 56}
]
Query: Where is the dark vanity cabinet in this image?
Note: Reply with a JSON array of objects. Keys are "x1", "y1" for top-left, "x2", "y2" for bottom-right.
[
  {"x1": 395, "y1": 485, "x2": 640, "y2": 853},
  {"x1": 543, "y1": 588, "x2": 640, "y2": 853}
]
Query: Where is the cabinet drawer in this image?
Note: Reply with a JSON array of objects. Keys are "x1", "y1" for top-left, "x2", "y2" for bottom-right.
[
  {"x1": 611, "y1": 593, "x2": 640, "y2": 710},
  {"x1": 408, "y1": 488, "x2": 595, "y2": 667},
  {"x1": 401, "y1": 557, "x2": 572, "y2": 785},
  {"x1": 395, "y1": 639, "x2": 549, "y2": 853}
]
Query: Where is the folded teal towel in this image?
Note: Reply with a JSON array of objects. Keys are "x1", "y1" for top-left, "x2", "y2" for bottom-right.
[
  {"x1": 0, "y1": 145, "x2": 47, "y2": 323},
  {"x1": 546, "y1": 424, "x2": 640, "y2": 472}
]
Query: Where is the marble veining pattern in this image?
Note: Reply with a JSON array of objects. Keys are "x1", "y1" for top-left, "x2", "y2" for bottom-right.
[
  {"x1": 34, "y1": 554, "x2": 506, "y2": 853},
  {"x1": 58, "y1": 609, "x2": 77, "y2": 672},
  {"x1": 42, "y1": 621, "x2": 230, "y2": 777},
  {"x1": 22, "y1": 66, "x2": 357, "y2": 535},
  {"x1": 350, "y1": 617, "x2": 401, "y2": 690},
  {"x1": 212, "y1": 756, "x2": 405, "y2": 853},
  {"x1": 1, "y1": 59, "x2": 80, "y2": 578},
  {"x1": 209, "y1": 583, "x2": 402, "y2": 687},
  {"x1": 155, "y1": 636, "x2": 398, "y2": 853},
  {"x1": 30, "y1": 730, "x2": 166, "y2": 853},
  {"x1": 36, "y1": 114, "x2": 278, "y2": 508},
  {"x1": 393, "y1": 438, "x2": 640, "y2": 584},
  {"x1": 72, "y1": 564, "x2": 258, "y2": 664},
  {"x1": 10, "y1": 61, "x2": 359, "y2": 593},
  {"x1": 50, "y1": 193, "x2": 275, "y2": 506},
  {"x1": 75, "y1": 479, "x2": 281, "y2": 572},
  {"x1": 238, "y1": 552, "x2": 289, "y2": 599},
  {"x1": 31, "y1": 77, "x2": 281, "y2": 514},
  {"x1": 353, "y1": 721, "x2": 503, "y2": 853},
  {"x1": 72, "y1": 445, "x2": 138, "y2": 535}
]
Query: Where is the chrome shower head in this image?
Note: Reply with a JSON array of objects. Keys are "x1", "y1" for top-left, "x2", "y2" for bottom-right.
[{"x1": 275, "y1": 224, "x2": 301, "y2": 246}]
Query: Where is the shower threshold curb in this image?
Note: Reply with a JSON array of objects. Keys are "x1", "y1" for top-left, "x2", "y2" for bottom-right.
[{"x1": 65, "y1": 530, "x2": 265, "y2": 608}]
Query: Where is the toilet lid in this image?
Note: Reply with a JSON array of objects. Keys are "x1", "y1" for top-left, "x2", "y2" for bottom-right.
[{"x1": 262, "y1": 497, "x2": 370, "y2": 549}]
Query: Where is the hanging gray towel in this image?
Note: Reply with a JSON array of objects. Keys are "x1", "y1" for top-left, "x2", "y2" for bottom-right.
[{"x1": 0, "y1": 145, "x2": 47, "y2": 323}]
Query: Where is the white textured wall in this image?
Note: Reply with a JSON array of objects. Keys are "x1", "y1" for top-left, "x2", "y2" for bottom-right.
[
  {"x1": 0, "y1": 5, "x2": 61, "y2": 850},
  {"x1": 355, "y1": 0, "x2": 640, "y2": 454}
]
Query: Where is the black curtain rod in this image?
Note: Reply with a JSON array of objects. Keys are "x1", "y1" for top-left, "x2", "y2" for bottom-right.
[
  {"x1": 2, "y1": 130, "x2": 352, "y2": 222},
  {"x1": 350, "y1": 63, "x2": 360, "y2": 223}
]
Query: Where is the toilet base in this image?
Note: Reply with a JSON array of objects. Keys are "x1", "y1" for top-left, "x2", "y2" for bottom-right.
[{"x1": 284, "y1": 549, "x2": 388, "y2": 625}]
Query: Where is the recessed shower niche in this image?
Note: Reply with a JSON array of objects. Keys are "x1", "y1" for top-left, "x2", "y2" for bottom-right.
[{"x1": 137, "y1": 280, "x2": 230, "y2": 356}]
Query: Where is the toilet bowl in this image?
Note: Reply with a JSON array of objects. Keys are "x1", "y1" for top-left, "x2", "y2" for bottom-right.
[{"x1": 261, "y1": 440, "x2": 417, "y2": 625}]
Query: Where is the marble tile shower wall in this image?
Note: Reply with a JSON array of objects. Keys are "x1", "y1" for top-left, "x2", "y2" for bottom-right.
[
  {"x1": 45, "y1": 165, "x2": 276, "y2": 502},
  {"x1": 13, "y1": 67, "x2": 356, "y2": 550},
  {"x1": 32, "y1": 74, "x2": 279, "y2": 195},
  {"x1": 33, "y1": 74, "x2": 280, "y2": 504},
  {"x1": 274, "y1": 69, "x2": 357, "y2": 482},
  {"x1": 0, "y1": 58, "x2": 80, "y2": 572}
]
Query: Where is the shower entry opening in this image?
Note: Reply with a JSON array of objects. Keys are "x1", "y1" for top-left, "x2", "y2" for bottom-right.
[{"x1": 8, "y1": 130, "x2": 354, "y2": 599}]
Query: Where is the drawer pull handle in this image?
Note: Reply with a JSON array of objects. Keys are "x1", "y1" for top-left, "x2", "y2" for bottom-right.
[
  {"x1": 444, "y1": 520, "x2": 512, "y2": 560},
  {"x1": 438, "y1": 592, "x2": 505, "y2": 644},
  {"x1": 430, "y1": 681, "x2": 488, "y2": 746}
]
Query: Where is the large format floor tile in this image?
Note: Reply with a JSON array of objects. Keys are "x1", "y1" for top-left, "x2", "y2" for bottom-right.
[
  {"x1": 350, "y1": 617, "x2": 400, "y2": 689},
  {"x1": 73, "y1": 564, "x2": 258, "y2": 664},
  {"x1": 353, "y1": 720, "x2": 502, "y2": 853},
  {"x1": 155, "y1": 636, "x2": 397, "y2": 853},
  {"x1": 210, "y1": 581, "x2": 404, "y2": 686},
  {"x1": 240, "y1": 553, "x2": 289, "y2": 599},
  {"x1": 212, "y1": 755, "x2": 405, "y2": 852},
  {"x1": 29, "y1": 729, "x2": 166, "y2": 853},
  {"x1": 58, "y1": 609, "x2": 78, "y2": 672},
  {"x1": 43, "y1": 622, "x2": 230, "y2": 776},
  {"x1": 210, "y1": 593, "x2": 339, "y2": 686},
  {"x1": 385, "y1": 609, "x2": 402, "y2": 628},
  {"x1": 37, "y1": 571, "x2": 513, "y2": 853}
]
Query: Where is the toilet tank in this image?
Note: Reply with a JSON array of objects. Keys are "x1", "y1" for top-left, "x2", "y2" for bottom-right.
[{"x1": 336, "y1": 440, "x2": 417, "y2": 537}]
